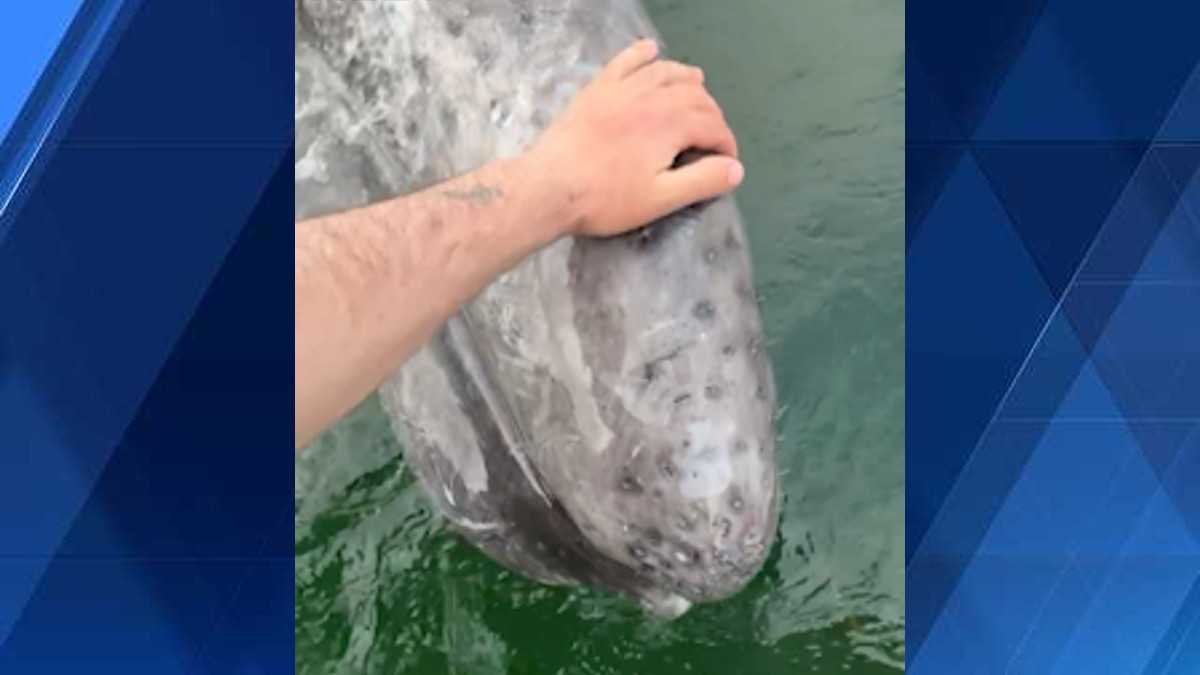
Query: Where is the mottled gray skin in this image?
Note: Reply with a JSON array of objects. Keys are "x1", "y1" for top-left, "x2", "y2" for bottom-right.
[{"x1": 295, "y1": 0, "x2": 777, "y2": 617}]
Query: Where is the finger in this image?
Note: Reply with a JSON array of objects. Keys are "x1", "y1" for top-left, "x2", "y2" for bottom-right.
[
  {"x1": 630, "y1": 60, "x2": 704, "y2": 88},
  {"x1": 675, "y1": 107, "x2": 739, "y2": 159},
  {"x1": 654, "y1": 155, "x2": 744, "y2": 213},
  {"x1": 659, "y1": 83, "x2": 725, "y2": 121},
  {"x1": 602, "y1": 39, "x2": 659, "y2": 80}
]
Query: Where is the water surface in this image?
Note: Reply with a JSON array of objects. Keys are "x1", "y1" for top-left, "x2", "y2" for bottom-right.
[{"x1": 296, "y1": 0, "x2": 904, "y2": 672}]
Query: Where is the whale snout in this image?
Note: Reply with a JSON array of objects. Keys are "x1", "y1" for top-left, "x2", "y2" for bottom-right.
[
  {"x1": 298, "y1": 0, "x2": 778, "y2": 620},
  {"x1": 561, "y1": 198, "x2": 779, "y2": 609},
  {"x1": 602, "y1": 412, "x2": 778, "y2": 605}
]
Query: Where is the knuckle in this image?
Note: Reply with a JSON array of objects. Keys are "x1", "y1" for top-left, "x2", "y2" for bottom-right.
[
  {"x1": 695, "y1": 102, "x2": 724, "y2": 128},
  {"x1": 667, "y1": 62, "x2": 696, "y2": 81},
  {"x1": 658, "y1": 61, "x2": 689, "y2": 81}
]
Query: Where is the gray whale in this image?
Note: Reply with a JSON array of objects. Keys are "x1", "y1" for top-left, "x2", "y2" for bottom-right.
[{"x1": 295, "y1": 0, "x2": 778, "y2": 617}]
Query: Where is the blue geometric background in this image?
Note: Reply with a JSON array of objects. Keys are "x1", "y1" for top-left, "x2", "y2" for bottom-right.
[
  {"x1": 5, "y1": 0, "x2": 1198, "y2": 671},
  {"x1": 909, "y1": 0, "x2": 1200, "y2": 672},
  {"x1": 0, "y1": 2, "x2": 292, "y2": 672}
]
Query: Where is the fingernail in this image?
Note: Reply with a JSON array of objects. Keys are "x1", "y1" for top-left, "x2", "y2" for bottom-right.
[{"x1": 729, "y1": 161, "x2": 745, "y2": 186}]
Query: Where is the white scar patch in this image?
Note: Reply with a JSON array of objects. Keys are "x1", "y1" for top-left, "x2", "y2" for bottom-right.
[{"x1": 677, "y1": 419, "x2": 734, "y2": 499}]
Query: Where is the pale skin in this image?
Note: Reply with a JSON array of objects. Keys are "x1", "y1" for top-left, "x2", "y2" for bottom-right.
[{"x1": 295, "y1": 39, "x2": 743, "y2": 448}]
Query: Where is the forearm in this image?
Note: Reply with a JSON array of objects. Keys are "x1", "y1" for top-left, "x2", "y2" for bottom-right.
[
  {"x1": 294, "y1": 153, "x2": 577, "y2": 448},
  {"x1": 295, "y1": 39, "x2": 742, "y2": 447}
]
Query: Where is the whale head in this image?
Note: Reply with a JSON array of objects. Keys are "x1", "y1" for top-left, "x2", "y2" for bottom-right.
[{"x1": 295, "y1": 0, "x2": 778, "y2": 617}]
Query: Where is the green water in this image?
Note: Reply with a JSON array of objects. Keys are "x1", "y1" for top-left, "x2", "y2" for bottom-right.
[{"x1": 295, "y1": 1, "x2": 904, "y2": 672}]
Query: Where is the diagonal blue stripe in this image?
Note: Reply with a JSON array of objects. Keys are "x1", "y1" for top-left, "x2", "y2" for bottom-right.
[
  {"x1": 973, "y1": 143, "x2": 1147, "y2": 299},
  {"x1": 1165, "y1": 626, "x2": 1200, "y2": 675},
  {"x1": 907, "y1": 0, "x2": 1050, "y2": 138},
  {"x1": 0, "y1": 1, "x2": 83, "y2": 143},
  {"x1": 1144, "y1": 561, "x2": 1200, "y2": 674},
  {"x1": 1157, "y1": 59, "x2": 1200, "y2": 142},
  {"x1": 0, "y1": 0, "x2": 130, "y2": 243},
  {"x1": 976, "y1": 1, "x2": 1200, "y2": 141},
  {"x1": 1051, "y1": 492, "x2": 1200, "y2": 673}
]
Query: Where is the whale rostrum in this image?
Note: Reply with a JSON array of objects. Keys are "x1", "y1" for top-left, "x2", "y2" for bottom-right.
[{"x1": 294, "y1": 0, "x2": 778, "y2": 617}]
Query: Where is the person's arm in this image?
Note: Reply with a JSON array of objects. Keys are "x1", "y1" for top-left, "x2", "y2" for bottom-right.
[{"x1": 295, "y1": 39, "x2": 743, "y2": 448}]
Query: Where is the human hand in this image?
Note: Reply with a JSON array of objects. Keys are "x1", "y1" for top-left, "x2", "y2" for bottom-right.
[{"x1": 528, "y1": 39, "x2": 743, "y2": 239}]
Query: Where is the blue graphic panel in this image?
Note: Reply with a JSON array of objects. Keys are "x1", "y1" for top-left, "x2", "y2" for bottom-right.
[
  {"x1": 0, "y1": 1, "x2": 293, "y2": 672},
  {"x1": 909, "y1": 0, "x2": 1200, "y2": 671}
]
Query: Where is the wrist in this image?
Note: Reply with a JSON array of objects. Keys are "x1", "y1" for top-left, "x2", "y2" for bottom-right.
[{"x1": 517, "y1": 142, "x2": 589, "y2": 244}]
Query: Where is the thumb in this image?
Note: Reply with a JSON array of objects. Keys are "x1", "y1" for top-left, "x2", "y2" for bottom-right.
[{"x1": 654, "y1": 155, "x2": 744, "y2": 214}]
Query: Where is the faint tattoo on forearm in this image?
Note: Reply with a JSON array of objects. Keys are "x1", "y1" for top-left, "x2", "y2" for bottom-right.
[{"x1": 442, "y1": 184, "x2": 503, "y2": 205}]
